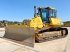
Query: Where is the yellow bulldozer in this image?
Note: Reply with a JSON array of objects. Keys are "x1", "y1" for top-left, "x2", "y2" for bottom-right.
[{"x1": 4, "y1": 6, "x2": 68, "y2": 44}]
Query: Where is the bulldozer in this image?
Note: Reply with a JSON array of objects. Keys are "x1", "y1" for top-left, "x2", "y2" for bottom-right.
[
  {"x1": 4, "y1": 6, "x2": 68, "y2": 44},
  {"x1": 30, "y1": 6, "x2": 68, "y2": 42}
]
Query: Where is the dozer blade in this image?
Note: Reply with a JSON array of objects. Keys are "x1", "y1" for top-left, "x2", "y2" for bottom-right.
[
  {"x1": 35, "y1": 28, "x2": 68, "y2": 43},
  {"x1": 4, "y1": 25, "x2": 35, "y2": 47}
]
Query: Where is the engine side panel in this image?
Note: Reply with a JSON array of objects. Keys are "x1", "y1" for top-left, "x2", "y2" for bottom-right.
[
  {"x1": 50, "y1": 18, "x2": 61, "y2": 26},
  {"x1": 30, "y1": 16, "x2": 43, "y2": 29}
]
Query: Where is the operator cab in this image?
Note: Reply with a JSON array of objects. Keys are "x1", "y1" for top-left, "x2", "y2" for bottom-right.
[{"x1": 37, "y1": 7, "x2": 57, "y2": 23}]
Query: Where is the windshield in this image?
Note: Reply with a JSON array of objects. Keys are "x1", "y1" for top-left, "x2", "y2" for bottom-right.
[
  {"x1": 42, "y1": 9, "x2": 49, "y2": 23},
  {"x1": 42, "y1": 9, "x2": 49, "y2": 22},
  {"x1": 38, "y1": 8, "x2": 57, "y2": 23}
]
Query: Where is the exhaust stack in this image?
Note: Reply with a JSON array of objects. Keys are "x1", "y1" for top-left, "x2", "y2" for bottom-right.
[{"x1": 34, "y1": 6, "x2": 37, "y2": 17}]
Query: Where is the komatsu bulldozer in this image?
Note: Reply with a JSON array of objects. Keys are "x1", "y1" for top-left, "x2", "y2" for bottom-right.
[
  {"x1": 30, "y1": 6, "x2": 68, "y2": 42},
  {"x1": 4, "y1": 6, "x2": 68, "y2": 44}
]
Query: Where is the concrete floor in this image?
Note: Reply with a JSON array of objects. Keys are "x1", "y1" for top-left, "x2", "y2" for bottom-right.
[
  {"x1": 34, "y1": 36, "x2": 68, "y2": 52},
  {"x1": 0, "y1": 38, "x2": 37, "y2": 52},
  {"x1": 65, "y1": 27, "x2": 70, "y2": 52},
  {"x1": 0, "y1": 27, "x2": 70, "y2": 52}
]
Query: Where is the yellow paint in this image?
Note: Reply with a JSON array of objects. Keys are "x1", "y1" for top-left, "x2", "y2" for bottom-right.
[
  {"x1": 30, "y1": 16, "x2": 43, "y2": 29},
  {"x1": 30, "y1": 16, "x2": 61, "y2": 29},
  {"x1": 50, "y1": 18, "x2": 61, "y2": 26}
]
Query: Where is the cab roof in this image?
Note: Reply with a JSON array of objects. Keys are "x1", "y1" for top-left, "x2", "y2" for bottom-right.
[{"x1": 38, "y1": 6, "x2": 55, "y2": 10}]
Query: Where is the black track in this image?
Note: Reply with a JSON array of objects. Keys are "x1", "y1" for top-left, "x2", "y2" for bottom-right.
[{"x1": 35, "y1": 27, "x2": 68, "y2": 43}]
